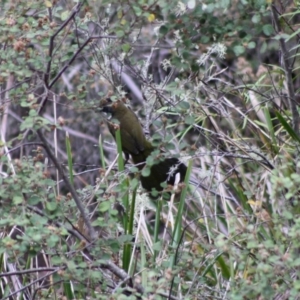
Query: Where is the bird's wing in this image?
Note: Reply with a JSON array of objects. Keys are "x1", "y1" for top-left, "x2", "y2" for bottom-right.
[
  {"x1": 126, "y1": 107, "x2": 146, "y2": 153},
  {"x1": 120, "y1": 127, "x2": 143, "y2": 155},
  {"x1": 107, "y1": 117, "x2": 144, "y2": 155},
  {"x1": 128, "y1": 126, "x2": 145, "y2": 153}
]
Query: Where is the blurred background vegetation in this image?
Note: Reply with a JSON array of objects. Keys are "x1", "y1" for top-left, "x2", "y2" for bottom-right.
[{"x1": 1, "y1": 0, "x2": 300, "y2": 299}]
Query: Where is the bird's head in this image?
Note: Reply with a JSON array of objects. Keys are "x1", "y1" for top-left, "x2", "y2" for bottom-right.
[{"x1": 99, "y1": 98, "x2": 128, "y2": 117}]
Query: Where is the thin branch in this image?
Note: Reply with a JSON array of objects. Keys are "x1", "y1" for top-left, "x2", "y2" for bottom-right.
[
  {"x1": 6, "y1": 142, "x2": 44, "y2": 154},
  {"x1": 0, "y1": 267, "x2": 61, "y2": 277},
  {"x1": 48, "y1": 38, "x2": 90, "y2": 89},
  {"x1": 39, "y1": 34, "x2": 121, "y2": 114},
  {"x1": 0, "y1": 78, "x2": 31, "y2": 97},
  {"x1": 2, "y1": 269, "x2": 59, "y2": 300},
  {"x1": 36, "y1": 129, "x2": 97, "y2": 240},
  {"x1": 44, "y1": 2, "x2": 84, "y2": 88},
  {"x1": 27, "y1": 205, "x2": 91, "y2": 242},
  {"x1": 28, "y1": 205, "x2": 146, "y2": 296}
]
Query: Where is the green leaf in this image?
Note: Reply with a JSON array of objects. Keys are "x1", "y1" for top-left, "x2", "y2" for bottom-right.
[
  {"x1": 276, "y1": 111, "x2": 300, "y2": 143},
  {"x1": 252, "y1": 14, "x2": 261, "y2": 24},
  {"x1": 116, "y1": 30, "x2": 125, "y2": 37},
  {"x1": 178, "y1": 101, "x2": 190, "y2": 110},
  {"x1": 115, "y1": 129, "x2": 125, "y2": 172},
  {"x1": 129, "y1": 166, "x2": 139, "y2": 173},
  {"x1": 13, "y1": 194, "x2": 23, "y2": 204},
  {"x1": 61, "y1": 11, "x2": 69, "y2": 21},
  {"x1": 46, "y1": 201, "x2": 58, "y2": 211},
  {"x1": 28, "y1": 195, "x2": 41, "y2": 205},
  {"x1": 29, "y1": 109, "x2": 38, "y2": 116},
  {"x1": 285, "y1": 27, "x2": 300, "y2": 42},
  {"x1": 200, "y1": 35, "x2": 210, "y2": 43},
  {"x1": 260, "y1": 41, "x2": 267, "y2": 53},
  {"x1": 99, "y1": 201, "x2": 111, "y2": 212},
  {"x1": 185, "y1": 115, "x2": 195, "y2": 125},
  {"x1": 142, "y1": 167, "x2": 151, "y2": 177},
  {"x1": 130, "y1": 177, "x2": 139, "y2": 189},
  {"x1": 247, "y1": 41, "x2": 256, "y2": 49},
  {"x1": 66, "y1": 133, "x2": 74, "y2": 186},
  {"x1": 233, "y1": 45, "x2": 245, "y2": 56},
  {"x1": 262, "y1": 24, "x2": 274, "y2": 36},
  {"x1": 121, "y1": 43, "x2": 131, "y2": 53}
]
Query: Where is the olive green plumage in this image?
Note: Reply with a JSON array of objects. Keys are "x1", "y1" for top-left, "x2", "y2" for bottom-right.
[
  {"x1": 102, "y1": 99, "x2": 147, "y2": 162},
  {"x1": 101, "y1": 98, "x2": 187, "y2": 199}
]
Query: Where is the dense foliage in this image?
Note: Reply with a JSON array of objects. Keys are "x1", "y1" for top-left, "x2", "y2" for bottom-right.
[{"x1": 1, "y1": 0, "x2": 300, "y2": 299}]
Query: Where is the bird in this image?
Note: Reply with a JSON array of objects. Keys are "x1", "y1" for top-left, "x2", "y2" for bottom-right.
[
  {"x1": 100, "y1": 98, "x2": 146, "y2": 163},
  {"x1": 100, "y1": 98, "x2": 187, "y2": 199}
]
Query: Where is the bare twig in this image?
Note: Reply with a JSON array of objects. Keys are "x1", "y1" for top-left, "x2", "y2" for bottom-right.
[
  {"x1": 2, "y1": 269, "x2": 59, "y2": 300},
  {"x1": 0, "y1": 267, "x2": 61, "y2": 277},
  {"x1": 36, "y1": 129, "x2": 97, "y2": 240},
  {"x1": 6, "y1": 142, "x2": 44, "y2": 154},
  {"x1": 44, "y1": 2, "x2": 84, "y2": 88},
  {"x1": 27, "y1": 205, "x2": 146, "y2": 296}
]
